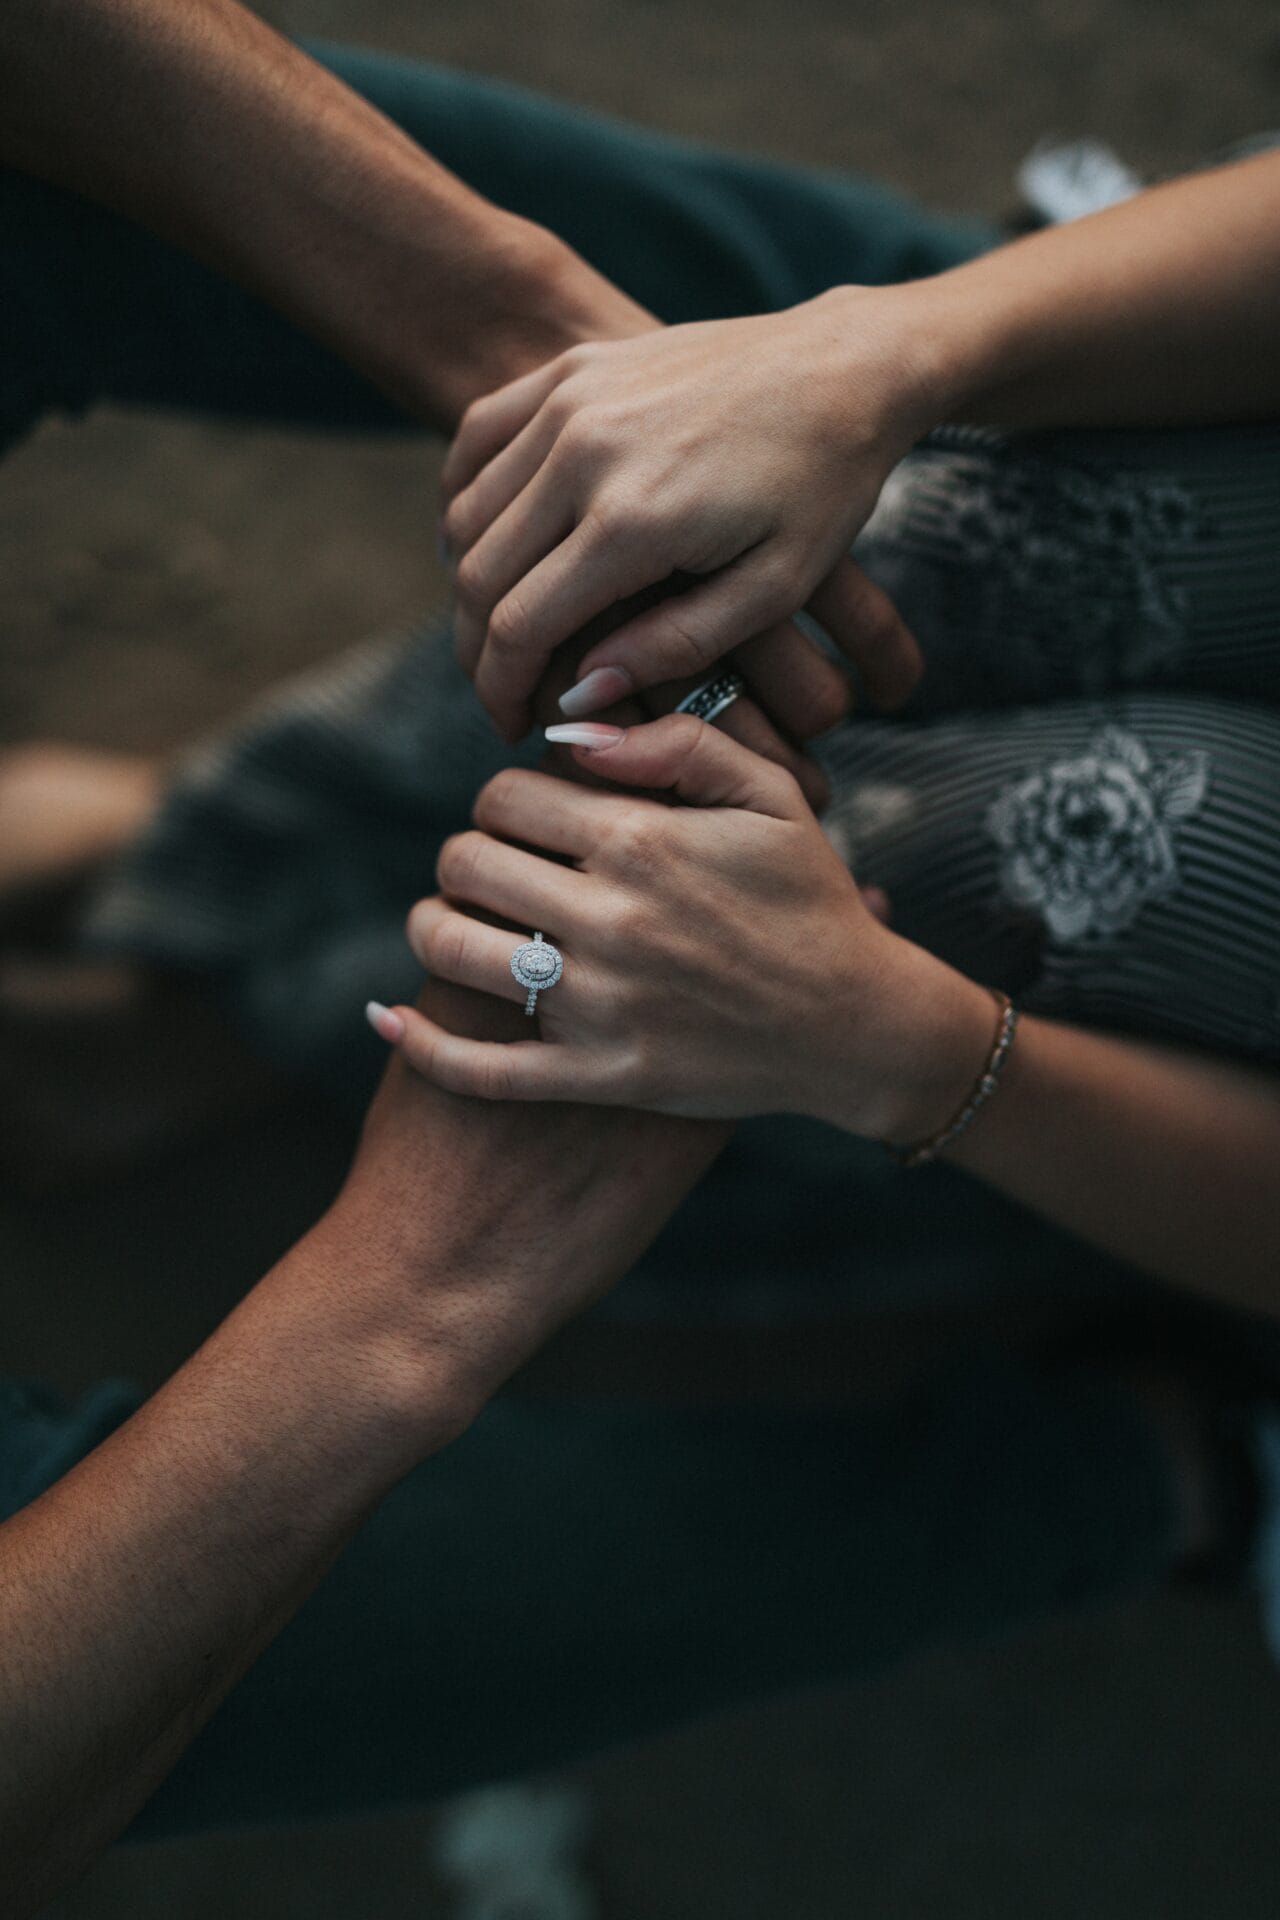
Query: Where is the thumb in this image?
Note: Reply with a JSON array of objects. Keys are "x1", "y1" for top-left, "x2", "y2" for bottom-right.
[{"x1": 545, "y1": 712, "x2": 805, "y2": 817}]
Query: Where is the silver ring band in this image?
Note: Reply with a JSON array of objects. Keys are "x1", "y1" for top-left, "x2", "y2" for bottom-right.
[
  {"x1": 675, "y1": 670, "x2": 745, "y2": 725},
  {"x1": 510, "y1": 930, "x2": 564, "y2": 1016}
]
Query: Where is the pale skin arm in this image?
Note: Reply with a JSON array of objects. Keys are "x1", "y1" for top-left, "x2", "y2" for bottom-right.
[
  {"x1": 375, "y1": 717, "x2": 1280, "y2": 1317},
  {"x1": 0, "y1": 981, "x2": 724, "y2": 1914},
  {"x1": 441, "y1": 151, "x2": 1280, "y2": 728},
  {"x1": 928, "y1": 150, "x2": 1280, "y2": 430},
  {"x1": 941, "y1": 1015, "x2": 1280, "y2": 1320}
]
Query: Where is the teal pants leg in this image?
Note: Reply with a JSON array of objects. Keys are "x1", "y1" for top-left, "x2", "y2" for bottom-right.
[
  {"x1": 0, "y1": 44, "x2": 995, "y2": 447},
  {"x1": 304, "y1": 43, "x2": 994, "y2": 323},
  {"x1": 121, "y1": 1368, "x2": 1172, "y2": 1835}
]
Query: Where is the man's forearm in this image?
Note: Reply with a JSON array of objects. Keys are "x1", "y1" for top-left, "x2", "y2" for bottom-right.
[
  {"x1": 0, "y1": 0, "x2": 646, "y2": 424},
  {"x1": 0, "y1": 1210, "x2": 453, "y2": 1913},
  {"x1": 0, "y1": 988, "x2": 723, "y2": 1909},
  {"x1": 893, "y1": 152, "x2": 1280, "y2": 432}
]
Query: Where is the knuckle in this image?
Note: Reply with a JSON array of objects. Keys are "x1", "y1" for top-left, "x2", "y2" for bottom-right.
[
  {"x1": 586, "y1": 482, "x2": 644, "y2": 541},
  {"x1": 605, "y1": 886, "x2": 658, "y2": 952},
  {"x1": 442, "y1": 496, "x2": 474, "y2": 555},
  {"x1": 473, "y1": 1050, "x2": 516, "y2": 1100},
  {"x1": 758, "y1": 555, "x2": 807, "y2": 616},
  {"x1": 486, "y1": 591, "x2": 531, "y2": 655},
  {"x1": 452, "y1": 549, "x2": 491, "y2": 609},
  {"x1": 404, "y1": 897, "x2": 433, "y2": 962},
  {"x1": 609, "y1": 965, "x2": 651, "y2": 1020},
  {"x1": 542, "y1": 385, "x2": 577, "y2": 432},
  {"x1": 474, "y1": 766, "x2": 524, "y2": 823},
  {"x1": 608, "y1": 806, "x2": 668, "y2": 875},
  {"x1": 661, "y1": 710, "x2": 709, "y2": 761},
  {"x1": 613, "y1": 1036, "x2": 657, "y2": 1102},
  {"x1": 456, "y1": 392, "x2": 493, "y2": 443},
  {"x1": 432, "y1": 914, "x2": 472, "y2": 978},
  {"x1": 655, "y1": 609, "x2": 716, "y2": 678},
  {"x1": 771, "y1": 763, "x2": 808, "y2": 813},
  {"x1": 559, "y1": 342, "x2": 597, "y2": 379},
  {"x1": 559, "y1": 405, "x2": 611, "y2": 461},
  {"x1": 582, "y1": 497, "x2": 628, "y2": 548},
  {"x1": 437, "y1": 830, "x2": 485, "y2": 896}
]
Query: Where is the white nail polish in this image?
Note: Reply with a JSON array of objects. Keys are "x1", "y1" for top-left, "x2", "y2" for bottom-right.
[
  {"x1": 557, "y1": 665, "x2": 633, "y2": 717},
  {"x1": 544, "y1": 722, "x2": 626, "y2": 750},
  {"x1": 366, "y1": 1000, "x2": 405, "y2": 1042}
]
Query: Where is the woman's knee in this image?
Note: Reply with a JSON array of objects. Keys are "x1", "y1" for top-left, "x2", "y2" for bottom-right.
[{"x1": 819, "y1": 695, "x2": 1280, "y2": 1062}]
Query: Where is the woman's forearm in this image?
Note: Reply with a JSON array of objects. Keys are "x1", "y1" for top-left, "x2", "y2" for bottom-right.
[
  {"x1": 901, "y1": 151, "x2": 1280, "y2": 431},
  {"x1": 0, "y1": 0, "x2": 647, "y2": 425},
  {"x1": 940, "y1": 1014, "x2": 1280, "y2": 1314}
]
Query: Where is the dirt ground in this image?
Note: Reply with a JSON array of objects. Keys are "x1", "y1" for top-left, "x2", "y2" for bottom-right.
[{"x1": 4, "y1": 0, "x2": 1280, "y2": 1914}]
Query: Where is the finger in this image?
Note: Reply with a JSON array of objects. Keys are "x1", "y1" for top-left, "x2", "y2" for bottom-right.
[
  {"x1": 441, "y1": 357, "x2": 569, "y2": 503},
  {"x1": 437, "y1": 829, "x2": 592, "y2": 927},
  {"x1": 474, "y1": 519, "x2": 670, "y2": 738},
  {"x1": 452, "y1": 474, "x2": 576, "y2": 678},
  {"x1": 713, "y1": 694, "x2": 829, "y2": 814},
  {"x1": 386, "y1": 1005, "x2": 608, "y2": 1103},
  {"x1": 443, "y1": 405, "x2": 564, "y2": 559},
  {"x1": 642, "y1": 678, "x2": 827, "y2": 813},
  {"x1": 405, "y1": 897, "x2": 541, "y2": 1006},
  {"x1": 734, "y1": 620, "x2": 852, "y2": 740},
  {"x1": 806, "y1": 555, "x2": 924, "y2": 711},
  {"x1": 568, "y1": 554, "x2": 802, "y2": 702},
  {"x1": 472, "y1": 766, "x2": 616, "y2": 858},
  {"x1": 549, "y1": 712, "x2": 805, "y2": 819}
]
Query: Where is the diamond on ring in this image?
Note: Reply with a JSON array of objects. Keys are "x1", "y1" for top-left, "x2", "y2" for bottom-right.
[
  {"x1": 675, "y1": 670, "x2": 745, "y2": 725},
  {"x1": 511, "y1": 931, "x2": 564, "y2": 1016}
]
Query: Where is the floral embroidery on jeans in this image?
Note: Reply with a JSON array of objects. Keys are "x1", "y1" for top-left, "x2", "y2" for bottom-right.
[
  {"x1": 986, "y1": 725, "x2": 1209, "y2": 942},
  {"x1": 860, "y1": 445, "x2": 1214, "y2": 692}
]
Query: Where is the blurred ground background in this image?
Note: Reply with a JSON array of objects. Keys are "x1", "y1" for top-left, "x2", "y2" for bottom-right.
[{"x1": 3, "y1": 0, "x2": 1280, "y2": 1913}]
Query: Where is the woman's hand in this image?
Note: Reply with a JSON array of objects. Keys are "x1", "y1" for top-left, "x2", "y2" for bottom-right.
[
  {"x1": 440, "y1": 286, "x2": 936, "y2": 740},
  {"x1": 374, "y1": 715, "x2": 995, "y2": 1142}
]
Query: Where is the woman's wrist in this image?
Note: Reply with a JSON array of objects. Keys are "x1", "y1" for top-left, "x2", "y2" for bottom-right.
[
  {"x1": 818, "y1": 268, "x2": 1039, "y2": 443},
  {"x1": 813, "y1": 282, "x2": 961, "y2": 455},
  {"x1": 810, "y1": 937, "x2": 1000, "y2": 1147}
]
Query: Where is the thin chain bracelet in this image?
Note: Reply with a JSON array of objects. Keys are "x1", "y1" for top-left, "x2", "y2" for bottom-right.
[{"x1": 893, "y1": 988, "x2": 1018, "y2": 1170}]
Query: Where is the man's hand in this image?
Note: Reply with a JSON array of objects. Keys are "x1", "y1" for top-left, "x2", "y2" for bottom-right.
[
  {"x1": 335, "y1": 974, "x2": 729, "y2": 1437},
  {"x1": 0, "y1": 969, "x2": 725, "y2": 1911}
]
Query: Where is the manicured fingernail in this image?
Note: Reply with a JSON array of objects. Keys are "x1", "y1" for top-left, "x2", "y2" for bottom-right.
[
  {"x1": 557, "y1": 665, "x2": 633, "y2": 717},
  {"x1": 366, "y1": 1000, "x2": 405, "y2": 1043},
  {"x1": 544, "y1": 722, "x2": 626, "y2": 750}
]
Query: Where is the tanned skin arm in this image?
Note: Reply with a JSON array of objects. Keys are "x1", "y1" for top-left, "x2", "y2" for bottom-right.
[
  {"x1": 0, "y1": 0, "x2": 650, "y2": 426},
  {"x1": 0, "y1": 983, "x2": 724, "y2": 1914}
]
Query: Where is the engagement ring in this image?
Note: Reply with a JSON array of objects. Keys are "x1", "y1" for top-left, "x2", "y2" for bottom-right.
[{"x1": 511, "y1": 931, "x2": 564, "y2": 1016}]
